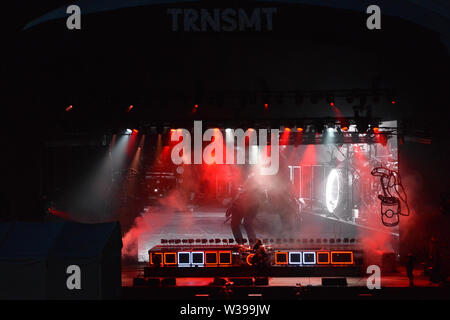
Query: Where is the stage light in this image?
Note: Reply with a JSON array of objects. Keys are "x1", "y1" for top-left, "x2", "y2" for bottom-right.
[
  {"x1": 373, "y1": 127, "x2": 380, "y2": 134},
  {"x1": 194, "y1": 104, "x2": 199, "y2": 109},
  {"x1": 302, "y1": 252, "x2": 316, "y2": 265},
  {"x1": 65, "y1": 105, "x2": 73, "y2": 112},
  {"x1": 387, "y1": 92, "x2": 397, "y2": 105},
  {"x1": 331, "y1": 251, "x2": 354, "y2": 264},
  {"x1": 177, "y1": 252, "x2": 191, "y2": 267},
  {"x1": 288, "y1": 252, "x2": 302, "y2": 265},
  {"x1": 341, "y1": 126, "x2": 349, "y2": 132},
  {"x1": 125, "y1": 129, "x2": 132, "y2": 135},
  {"x1": 284, "y1": 127, "x2": 291, "y2": 132},
  {"x1": 163, "y1": 252, "x2": 177, "y2": 265},
  {"x1": 127, "y1": 105, "x2": 134, "y2": 112},
  {"x1": 327, "y1": 127, "x2": 335, "y2": 136},
  {"x1": 205, "y1": 252, "x2": 218, "y2": 265},
  {"x1": 326, "y1": 169, "x2": 341, "y2": 213},
  {"x1": 275, "y1": 252, "x2": 288, "y2": 265},
  {"x1": 191, "y1": 252, "x2": 205, "y2": 266},
  {"x1": 326, "y1": 95, "x2": 335, "y2": 107},
  {"x1": 297, "y1": 127, "x2": 304, "y2": 133},
  {"x1": 317, "y1": 252, "x2": 330, "y2": 264},
  {"x1": 218, "y1": 251, "x2": 232, "y2": 264},
  {"x1": 264, "y1": 103, "x2": 269, "y2": 110}
]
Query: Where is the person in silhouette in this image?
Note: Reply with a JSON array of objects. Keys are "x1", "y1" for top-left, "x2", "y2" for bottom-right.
[
  {"x1": 406, "y1": 252, "x2": 415, "y2": 287},
  {"x1": 226, "y1": 174, "x2": 265, "y2": 244}
]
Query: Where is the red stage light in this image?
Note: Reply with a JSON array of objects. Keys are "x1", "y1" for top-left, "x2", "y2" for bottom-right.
[
  {"x1": 373, "y1": 127, "x2": 380, "y2": 133},
  {"x1": 132, "y1": 129, "x2": 138, "y2": 134},
  {"x1": 65, "y1": 105, "x2": 73, "y2": 112},
  {"x1": 330, "y1": 102, "x2": 335, "y2": 107},
  {"x1": 297, "y1": 127, "x2": 304, "y2": 132},
  {"x1": 194, "y1": 104, "x2": 199, "y2": 109},
  {"x1": 128, "y1": 105, "x2": 134, "y2": 112},
  {"x1": 264, "y1": 103, "x2": 269, "y2": 110},
  {"x1": 341, "y1": 126, "x2": 349, "y2": 132},
  {"x1": 391, "y1": 100, "x2": 396, "y2": 104},
  {"x1": 284, "y1": 127, "x2": 291, "y2": 132}
]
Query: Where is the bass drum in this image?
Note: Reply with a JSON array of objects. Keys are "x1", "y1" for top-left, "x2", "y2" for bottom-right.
[{"x1": 325, "y1": 168, "x2": 348, "y2": 218}]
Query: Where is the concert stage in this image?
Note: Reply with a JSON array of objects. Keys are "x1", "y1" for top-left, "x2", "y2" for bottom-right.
[{"x1": 2, "y1": 0, "x2": 449, "y2": 306}]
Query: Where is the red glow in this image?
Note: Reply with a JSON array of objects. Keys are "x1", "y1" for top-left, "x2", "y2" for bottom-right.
[
  {"x1": 65, "y1": 105, "x2": 73, "y2": 112},
  {"x1": 132, "y1": 129, "x2": 138, "y2": 134},
  {"x1": 297, "y1": 127, "x2": 304, "y2": 132},
  {"x1": 281, "y1": 128, "x2": 291, "y2": 145},
  {"x1": 128, "y1": 105, "x2": 134, "y2": 112},
  {"x1": 264, "y1": 103, "x2": 269, "y2": 110},
  {"x1": 373, "y1": 127, "x2": 380, "y2": 133},
  {"x1": 194, "y1": 104, "x2": 199, "y2": 109},
  {"x1": 342, "y1": 126, "x2": 349, "y2": 132},
  {"x1": 330, "y1": 102, "x2": 335, "y2": 107},
  {"x1": 391, "y1": 100, "x2": 396, "y2": 104}
]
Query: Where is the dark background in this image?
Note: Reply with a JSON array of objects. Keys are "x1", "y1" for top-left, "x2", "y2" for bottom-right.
[{"x1": 0, "y1": 1, "x2": 448, "y2": 259}]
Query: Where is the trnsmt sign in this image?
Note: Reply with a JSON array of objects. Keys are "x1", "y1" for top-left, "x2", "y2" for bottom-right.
[{"x1": 167, "y1": 8, "x2": 278, "y2": 32}]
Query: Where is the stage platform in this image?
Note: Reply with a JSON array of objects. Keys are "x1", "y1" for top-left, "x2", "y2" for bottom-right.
[{"x1": 121, "y1": 264, "x2": 450, "y2": 300}]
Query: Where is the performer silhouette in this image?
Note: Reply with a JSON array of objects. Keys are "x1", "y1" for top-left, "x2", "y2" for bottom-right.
[{"x1": 226, "y1": 174, "x2": 301, "y2": 244}]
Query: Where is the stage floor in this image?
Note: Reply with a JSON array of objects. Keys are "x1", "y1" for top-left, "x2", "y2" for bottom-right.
[
  {"x1": 121, "y1": 264, "x2": 449, "y2": 300},
  {"x1": 133, "y1": 206, "x2": 398, "y2": 262},
  {"x1": 122, "y1": 264, "x2": 440, "y2": 288}
]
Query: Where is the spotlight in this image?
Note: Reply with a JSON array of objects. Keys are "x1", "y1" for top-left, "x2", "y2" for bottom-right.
[
  {"x1": 296, "y1": 127, "x2": 304, "y2": 133},
  {"x1": 326, "y1": 95, "x2": 335, "y2": 107},
  {"x1": 264, "y1": 103, "x2": 269, "y2": 110},
  {"x1": 127, "y1": 105, "x2": 134, "y2": 112},
  {"x1": 125, "y1": 129, "x2": 133, "y2": 134},
  {"x1": 340, "y1": 119, "x2": 350, "y2": 132},
  {"x1": 65, "y1": 105, "x2": 73, "y2": 112},
  {"x1": 387, "y1": 92, "x2": 397, "y2": 105}
]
